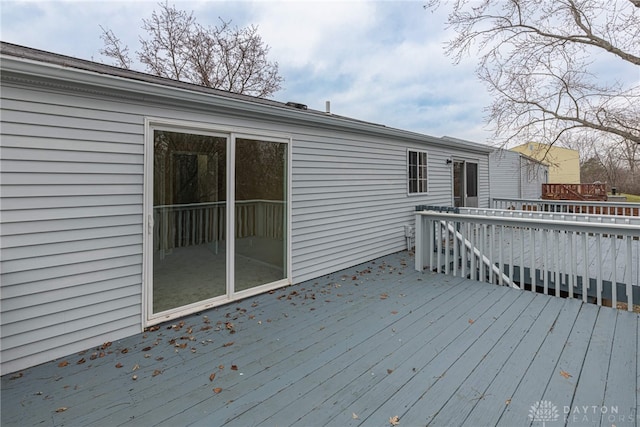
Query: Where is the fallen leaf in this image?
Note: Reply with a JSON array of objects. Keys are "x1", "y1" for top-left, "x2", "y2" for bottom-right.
[
  {"x1": 76, "y1": 358, "x2": 86, "y2": 365},
  {"x1": 213, "y1": 387, "x2": 222, "y2": 394},
  {"x1": 219, "y1": 364, "x2": 225, "y2": 370},
  {"x1": 223, "y1": 342, "x2": 234, "y2": 347},
  {"x1": 389, "y1": 415, "x2": 400, "y2": 425},
  {"x1": 505, "y1": 398, "x2": 511, "y2": 405},
  {"x1": 89, "y1": 353, "x2": 98, "y2": 360},
  {"x1": 115, "y1": 363, "x2": 123, "y2": 369},
  {"x1": 231, "y1": 365, "x2": 238, "y2": 371},
  {"x1": 387, "y1": 369, "x2": 394, "y2": 374},
  {"x1": 142, "y1": 346, "x2": 152, "y2": 352},
  {"x1": 391, "y1": 311, "x2": 398, "y2": 315},
  {"x1": 132, "y1": 375, "x2": 138, "y2": 380},
  {"x1": 121, "y1": 348, "x2": 129, "y2": 354},
  {"x1": 209, "y1": 373, "x2": 216, "y2": 382},
  {"x1": 10, "y1": 373, "x2": 23, "y2": 380},
  {"x1": 380, "y1": 293, "x2": 388, "y2": 300},
  {"x1": 152, "y1": 369, "x2": 162, "y2": 377},
  {"x1": 101, "y1": 341, "x2": 112, "y2": 350},
  {"x1": 132, "y1": 364, "x2": 140, "y2": 371},
  {"x1": 560, "y1": 370, "x2": 572, "y2": 379},
  {"x1": 58, "y1": 361, "x2": 69, "y2": 368},
  {"x1": 155, "y1": 356, "x2": 164, "y2": 361},
  {"x1": 352, "y1": 413, "x2": 359, "y2": 419},
  {"x1": 55, "y1": 407, "x2": 68, "y2": 413},
  {"x1": 468, "y1": 319, "x2": 475, "y2": 324}
]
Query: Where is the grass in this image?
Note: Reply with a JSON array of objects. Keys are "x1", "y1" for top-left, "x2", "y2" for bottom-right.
[
  {"x1": 609, "y1": 193, "x2": 640, "y2": 202},
  {"x1": 621, "y1": 193, "x2": 640, "y2": 202}
]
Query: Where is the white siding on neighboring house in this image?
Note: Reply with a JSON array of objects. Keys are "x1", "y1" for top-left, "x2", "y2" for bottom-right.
[
  {"x1": 489, "y1": 149, "x2": 547, "y2": 202},
  {"x1": 0, "y1": 44, "x2": 493, "y2": 374}
]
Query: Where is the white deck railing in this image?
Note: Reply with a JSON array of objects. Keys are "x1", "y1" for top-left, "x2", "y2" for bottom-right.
[
  {"x1": 492, "y1": 197, "x2": 640, "y2": 217},
  {"x1": 415, "y1": 209, "x2": 640, "y2": 311},
  {"x1": 154, "y1": 200, "x2": 285, "y2": 252}
]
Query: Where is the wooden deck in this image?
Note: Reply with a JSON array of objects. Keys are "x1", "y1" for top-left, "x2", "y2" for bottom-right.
[{"x1": 2, "y1": 251, "x2": 639, "y2": 426}]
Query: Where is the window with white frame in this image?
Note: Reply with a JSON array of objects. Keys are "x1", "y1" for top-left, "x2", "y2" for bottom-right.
[{"x1": 408, "y1": 149, "x2": 428, "y2": 194}]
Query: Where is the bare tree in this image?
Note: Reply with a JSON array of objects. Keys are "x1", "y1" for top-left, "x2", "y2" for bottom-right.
[
  {"x1": 100, "y1": 2, "x2": 283, "y2": 98},
  {"x1": 427, "y1": 0, "x2": 640, "y2": 154},
  {"x1": 99, "y1": 25, "x2": 131, "y2": 69}
]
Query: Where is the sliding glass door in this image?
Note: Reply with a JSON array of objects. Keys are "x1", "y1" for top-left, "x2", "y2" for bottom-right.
[
  {"x1": 147, "y1": 123, "x2": 290, "y2": 320},
  {"x1": 234, "y1": 138, "x2": 288, "y2": 292},
  {"x1": 152, "y1": 130, "x2": 227, "y2": 313}
]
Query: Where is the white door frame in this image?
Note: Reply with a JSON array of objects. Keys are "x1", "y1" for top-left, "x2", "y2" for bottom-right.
[{"x1": 142, "y1": 117, "x2": 292, "y2": 327}]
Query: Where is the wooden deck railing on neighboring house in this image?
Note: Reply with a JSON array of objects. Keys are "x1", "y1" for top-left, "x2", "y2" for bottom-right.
[
  {"x1": 415, "y1": 208, "x2": 640, "y2": 310},
  {"x1": 154, "y1": 200, "x2": 285, "y2": 254},
  {"x1": 492, "y1": 197, "x2": 640, "y2": 216},
  {"x1": 542, "y1": 183, "x2": 608, "y2": 201}
]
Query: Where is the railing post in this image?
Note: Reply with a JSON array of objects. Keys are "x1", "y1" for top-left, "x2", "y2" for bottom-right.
[{"x1": 414, "y1": 213, "x2": 424, "y2": 272}]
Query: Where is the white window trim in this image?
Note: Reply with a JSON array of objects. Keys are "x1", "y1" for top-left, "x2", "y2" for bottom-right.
[{"x1": 407, "y1": 148, "x2": 429, "y2": 195}]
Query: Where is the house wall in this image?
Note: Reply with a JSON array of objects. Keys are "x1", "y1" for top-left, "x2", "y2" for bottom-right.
[
  {"x1": 489, "y1": 150, "x2": 548, "y2": 201},
  {"x1": 0, "y1": 64, "x2": 490, "y2": 375},
  {"x1": 511, "y1": 142, "x2": 580, "y2": 184}
]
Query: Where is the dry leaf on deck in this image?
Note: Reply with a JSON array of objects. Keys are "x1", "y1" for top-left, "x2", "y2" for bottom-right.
[
  {"x1": 115, "y1": 363, "x2": 123, "y2": 369},
  {"x1": 560, "y1": 370, "x2": 572, "y2": 379},
  {"x1": 209, "y1": 373, "x2": 216, "y2": 382},
  {"x1": 152, "y1": 369, "x2": 162, "y2": 377},
  {"x1": 223, "y1": 342, "x2": 234, "y2": 347},
  {"x1": 352, "y1": 413, "x2": 359, "y2": 419},
  {"x1": 468, "y1": 319, "x2": 475, "y2": 324},
  {"x1": 389, "y1": 415, "x2": 400, "y2": 425},
  {"x1": 55, "y1": 407, "x2": 68, "y2": 413},
  {"x1": 231, "y1": 365, "x2": 238, "y2": 371},
  {"x1": 213, "y1": 387, "x2": 222, "y2": 393},
  {"x1": 58, "y1": 361, "x2": 69, "y2": 368}
]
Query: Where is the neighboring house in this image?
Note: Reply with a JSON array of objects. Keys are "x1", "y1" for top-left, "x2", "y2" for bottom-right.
[
  {"x1": 0, "y1": 42, "x2": 493, "y2": 374},
  {"x1": 489, "y1": 149, "x2": 549, "y2": 201},
  {"x1": 510, "y1": 142, "x2": 580, "y2": 184}
]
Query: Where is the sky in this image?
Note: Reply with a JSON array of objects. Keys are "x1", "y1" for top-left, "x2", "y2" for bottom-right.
[{"x1": 1, "y1": 0, "x2": 495, "y2": 144}]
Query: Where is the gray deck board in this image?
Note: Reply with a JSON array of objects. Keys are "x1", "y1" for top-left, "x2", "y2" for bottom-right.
[{"x1": 2, "y1": 251, "x2": 638, "y2": 427}]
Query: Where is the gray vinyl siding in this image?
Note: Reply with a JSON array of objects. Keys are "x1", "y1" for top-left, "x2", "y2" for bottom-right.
[
  {"x1": 489, "y1": 150, "x2": 522, "y2": 200},
  {"x1": 489, "y1": 150, "x2": 547, "y2": 202},
  {"x1": 290, "y1": 132, "x2": 489, "y2": 283},
  {"x1": 0, "y1": 57, "x2": 491, "y2": 374},
  {"x1": 0, "y1": 84, "x2": 145, "y2": 375}
]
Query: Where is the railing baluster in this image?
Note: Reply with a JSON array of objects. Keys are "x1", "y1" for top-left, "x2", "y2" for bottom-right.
[
  {"x1": 542, "y1": 228, "x2": 548, "y2": 295},
  {"x1": 444, "y1": 220, "x2": 450, "y2": 276},
  {"x1": 596, "y1": 234, "x2": 603, "y2": 306},
  {"x1": 611, "y1": 232, "x2": 617, "y2": 308},
  {"x1": 568, "y1": 230, "x2": 574, "y2": 299},
  {"x1": 626, "y1": 235, "x2": 633, "y2": 311}
]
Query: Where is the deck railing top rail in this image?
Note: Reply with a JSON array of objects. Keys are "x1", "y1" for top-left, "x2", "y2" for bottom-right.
[
  {"x1": 492, "y1": 197, "x2": 640, "y2": 217},
  {"x1": 416, "y1": 210, "x2": 640, "y2": 236},
  {"x1": 459, "y1": 207, "x2": 640, "y2": 226}
]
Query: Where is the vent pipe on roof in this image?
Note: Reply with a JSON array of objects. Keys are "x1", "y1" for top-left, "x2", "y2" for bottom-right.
[{"x1": 325, "y1": 100, "x2": 331, "y2": 114}]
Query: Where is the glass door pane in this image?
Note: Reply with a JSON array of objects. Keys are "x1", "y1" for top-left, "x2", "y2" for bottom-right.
[
  {"x1": 234, "y1": 138, "x2": 288, "y2": 292},
  {"x1": 153, "y1": 130, "x2": 227, "y2": 313},
  {"x1": 453, "y1": 161, "x2": 464, "y2": 207}
]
